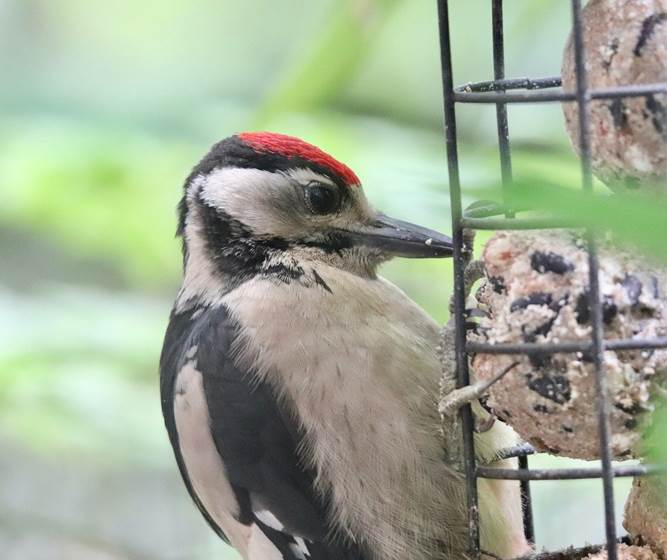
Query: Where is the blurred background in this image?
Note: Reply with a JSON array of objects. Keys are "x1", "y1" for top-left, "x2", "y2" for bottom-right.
[{"x1": 0, "y1": 1, "x2": 657, "y2": 558}]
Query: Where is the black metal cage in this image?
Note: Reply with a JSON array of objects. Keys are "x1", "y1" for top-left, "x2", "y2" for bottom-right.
[{"x1": 435, "y1": 1, "x2": 667, "y2": 559}]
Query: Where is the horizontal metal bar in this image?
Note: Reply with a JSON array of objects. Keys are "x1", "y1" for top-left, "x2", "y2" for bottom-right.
[
  {"x1": 514, "y1": 540, "x2": 630, "y2": 560},
  {"x1": 453, "y1": 81, "x2": 667, "y2": 104},
  {"x1": 477, "y1": 463, "x2": 667, "y2": 481},
  {"x1": 455, "y1": 76, "x2": 562, "y2": 93},
  {"x1": 606, "y1": 337, "x2": 667, "y2": 351},
  {"x1": 460, "y1": 217, "x2": 579, "y2": 230},
  {"x1": 467, "y1": 337, "x2": 667, "y2": 355},
  {"x1": 467, "y1": 341, "x2": 589, "y2": 354},
  {"x1": 496, "y1": 443, "x2": 536, "y2": 460}
]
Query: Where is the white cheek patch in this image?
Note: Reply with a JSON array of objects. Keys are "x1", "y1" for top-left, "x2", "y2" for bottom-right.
[
  {"x1": 196, "y1": 167, "x2": 296, "y2": 236},
  {"x1": 198, "y1": 167, "x2": 285, "y2": 209},
  {"x1": 194, "y1": 167, "x2": 341, "y2": 238}
]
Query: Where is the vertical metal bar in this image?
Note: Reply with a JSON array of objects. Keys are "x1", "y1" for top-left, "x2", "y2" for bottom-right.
[
  {"x1": 492, "y1": 2, "x2": 533, "y2": 544},
  {"x1": 571, "y1": 2, "x2": 618, "y2": 559},
  {"x1": 491, "y1": 0, "x2": 514, "y2": 217},
  {"x1": 518, "y1": 454, "x2": 535, "y2": 544},
  {"x1": 571, "y1": 0, "x2": 593, "y2": 193},
  {"x1": 436, "y1": 1, "x2": 481, "y2": 557}
]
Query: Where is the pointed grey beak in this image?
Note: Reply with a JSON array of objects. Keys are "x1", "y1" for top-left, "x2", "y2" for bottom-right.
[{"x1": 345, "y1": 213, "x2": 454, "y2": 258}]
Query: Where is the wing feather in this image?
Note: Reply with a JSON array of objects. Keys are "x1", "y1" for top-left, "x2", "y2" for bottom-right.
[{"x1": 160, "y1": 304, "x2": 367, "y2": 560}]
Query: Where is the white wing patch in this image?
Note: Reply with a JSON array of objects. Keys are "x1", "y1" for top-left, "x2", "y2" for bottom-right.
[
  {"x1": 254, "y1": 508, "x2": 312, "y2": 559},
  {"x1": 175, "y1": 359, "x2": 328, "y2": 560},
  {"x1": 290, "y1": 537, "x2": 311, "y2": 559},
  {"x1": 174, "y1": 362, "x2": 254, "y2": 555},
  {"x1": 175, "y1": 362, "x2": 301, "y2": 560},
  {"x1": 254, "y1": 509, "x2": 285, "y2": 532},
  {"x1": 247, "y1": 523, "x2": 284, "y2": 560}
]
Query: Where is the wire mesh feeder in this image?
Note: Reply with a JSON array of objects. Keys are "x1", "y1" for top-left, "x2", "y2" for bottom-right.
[{"x1": 435, "y1": 1, "x2": 667, "y2": 559}]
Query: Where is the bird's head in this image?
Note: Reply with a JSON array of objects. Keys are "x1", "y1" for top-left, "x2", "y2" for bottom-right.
[{"x1": 177, "y1": 132, "x2": 453, "y2": 292}]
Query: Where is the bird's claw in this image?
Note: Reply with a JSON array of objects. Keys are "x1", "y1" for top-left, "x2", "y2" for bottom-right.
[
  {"x1": 448, "y1": 259, "x2": 486, "y2": 314},
  {"x1": 438, "y1": 361, "x2": 519, "y2": 418},
  {"x1": 439, "y1": 383, "x2": 488, "y2": 418}
]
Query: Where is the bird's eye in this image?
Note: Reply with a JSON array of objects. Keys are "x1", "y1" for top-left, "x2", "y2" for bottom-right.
[{"x1": 305, "y1": 183, "x2": 340, "y2": 215}]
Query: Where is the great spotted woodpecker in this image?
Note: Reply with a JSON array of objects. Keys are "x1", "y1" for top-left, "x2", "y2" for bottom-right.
[{"x1": 160, "y1": 132, "x2": 528, "y2": 560}]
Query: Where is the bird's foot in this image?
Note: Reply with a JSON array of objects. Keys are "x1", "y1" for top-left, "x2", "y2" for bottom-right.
[
  {"x1": 438, "y1": 361, "x2": 519, "y2": 418},
  {"x1": 448, "y1": 259, "x2": 486, "y2": 314}
]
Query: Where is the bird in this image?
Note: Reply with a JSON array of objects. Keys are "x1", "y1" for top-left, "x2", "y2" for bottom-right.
[{"x1": 159, "y1": 132, "x2": 529, "y2": 560}]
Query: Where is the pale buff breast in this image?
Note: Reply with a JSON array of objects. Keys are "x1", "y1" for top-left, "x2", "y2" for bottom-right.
[{"x1": 223, "y1": 264, "x2": 472, "y2": 559}]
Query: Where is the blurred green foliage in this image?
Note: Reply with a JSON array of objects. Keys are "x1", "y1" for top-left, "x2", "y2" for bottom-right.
[{"x1": 1, "y1": 1, "x2": 665, "y2": 558}]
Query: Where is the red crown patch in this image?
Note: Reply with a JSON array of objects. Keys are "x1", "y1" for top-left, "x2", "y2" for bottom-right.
[{"x1": 239, "y1": 132, "x2": 360, "y2": 187}]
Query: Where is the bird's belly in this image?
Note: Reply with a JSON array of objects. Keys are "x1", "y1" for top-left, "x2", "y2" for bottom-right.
[{"x1": 223, "y1": 274, "x2": 466, "y2": 558}]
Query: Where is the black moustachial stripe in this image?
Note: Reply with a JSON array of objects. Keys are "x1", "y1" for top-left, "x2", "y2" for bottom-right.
[
  {"x1": 159, "y1": 303, "x2": 369, "y2": 559},
  {"x1": 196, "y1": 191, "x2": 295, "y2": 285},
  {"x1": 188, "y1": 190, "x2": 351, "y2": 295}
]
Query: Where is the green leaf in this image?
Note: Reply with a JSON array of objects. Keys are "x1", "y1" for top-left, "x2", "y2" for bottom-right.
[{"x1": 473, "y1": 178, "x2": 667, "y2": 261}]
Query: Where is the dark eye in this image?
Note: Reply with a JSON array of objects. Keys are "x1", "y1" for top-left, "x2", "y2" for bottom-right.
[{"x1": 305, "y1": 183, "x2": 340, "y2": 215}]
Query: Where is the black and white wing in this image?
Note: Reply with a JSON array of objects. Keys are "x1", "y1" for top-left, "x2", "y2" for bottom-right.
[{"x1": 160, "y1": 304, "x2": 367, "y2": 560}]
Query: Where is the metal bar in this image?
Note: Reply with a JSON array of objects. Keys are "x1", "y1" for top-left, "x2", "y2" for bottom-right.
[
  {"x1": 515, "y1": 540, "x2": 630, "y2": 560},
  {"x1": 460, "y1": 216, "x2": 580, "y2": 230},
  {"x1": 491, "y1": 0, "x2": 514, "y2": 216},
  {"x1": 436, "y1": 1, "x2": 481, "y2": 556},
  {"x1": 455, "y1": 76, "x2": 562, "y2": 93},
  {"x1": 488, "y1": 8, "x2": 535, "y2": 536},
  {"x1": 518, "y1": 454, "x2": 535, "y2": 545},
  {"x1": 467, "y1": 337, "x2": 667, "y2": 355},
  {"x1": 496, "y1": 443, "x2": 536, "y2": 460},
  {"x1": 453, "y1": 81, "x2": 667, "y2": 104},
  {"x1": 467, "y1": 340, "x2": 590, "y2": 355},
  {"x1": 606, "y1": 337, "x2": 667, "y2": 351},
  {"x1": 570, "y1": 1, "x2": 618, "y2": 558},
  {"x1": 477, "y1": 463, "x2": 667, "y2": 481}
]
